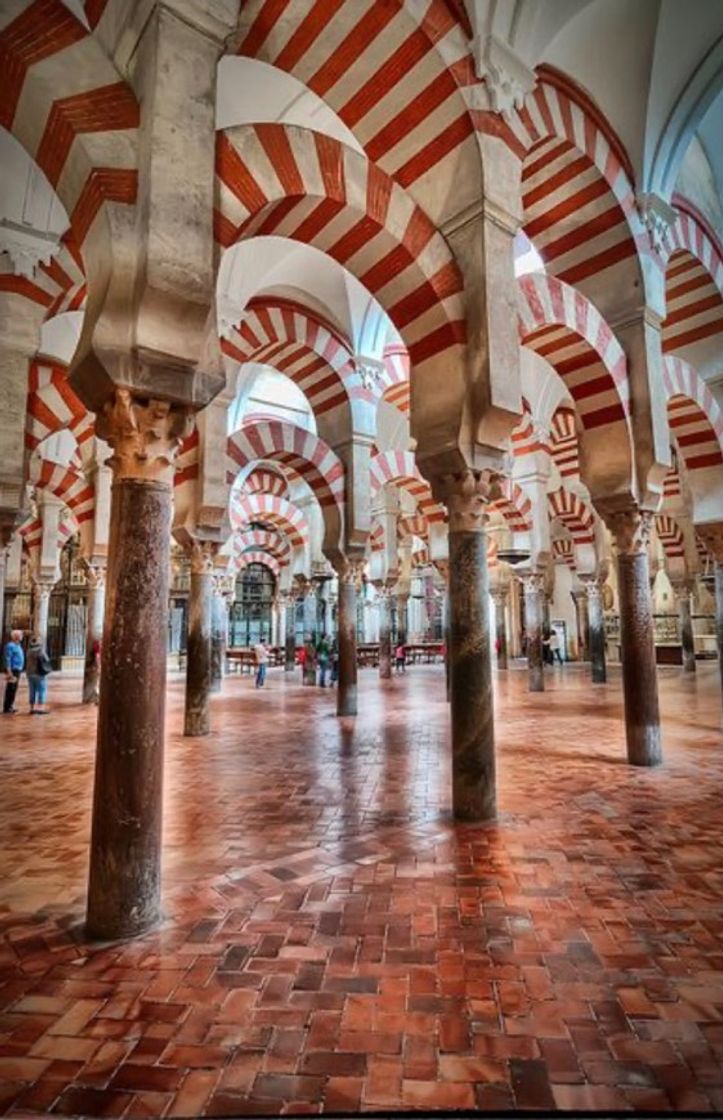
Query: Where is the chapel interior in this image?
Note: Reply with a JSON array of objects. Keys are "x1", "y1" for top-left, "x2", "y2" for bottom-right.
[{"x1": 2, "y1": 0, "x2": 723, "y2": 1116}]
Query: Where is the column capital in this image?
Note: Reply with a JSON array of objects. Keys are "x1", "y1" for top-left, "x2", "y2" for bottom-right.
[
  {"x1": 188, "y1": 539, "x2": 218, "y2": 576},
  {"x1": 84, "y1": 561, "x2": 106, "y2": 591},
  {"x1": 579, "y1": 574, "x2": 605, "y2": 603},
  {"x1": 335, "y1": 557, "x2": 366, "y2": 588},
  {"x1": 519, "y1": 569, "x2": 545, "y2": 595},
  {"x1": 605, "y1": 507, "x2": 654, "y2": 558},
  {"x1": 96, "y1": 389, "x2": 194, "y2": 487},
  {"x1": 431, "y1": 469, "x2": 501, "y2": 533},
  {"x1": 491, "y1": 587, "x2": 509, "y2": 606},
  {"x1": 32, "y1": 577, "x2": 54, "y2": 600}
]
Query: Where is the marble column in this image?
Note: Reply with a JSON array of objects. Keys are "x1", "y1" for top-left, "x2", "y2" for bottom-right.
[
  {"x1": 610, "y1": 510, "x2": 662, "y2": 767},
  {"x1": 522, "y1": 572, "x2": 545, "y2": 692},
  {"x1": 32, "y1": 579, "x2": 53, "y2": 644},
  {"x1": 0, "y1": 545, "x2": 8, "y2": 639},
  {"x1": 184, "y1": 542, "x2": 214, "y2": 737},
  {"x1": 571, "y1": 588, "x2": 589, "y2": 660},
  {"x1": 396, "y1": 593, "x2": 408, "y2": 642},
  {"x1": 86, "y1": 391, "x2": 192, "y2": 941},
  {"x1": 284, "y1": 592, "x2": 297, "y2": 671},
  {"x1": 82, "y1": 564, "x2": 106, "y2": 704},
  {"x1": 583, "y1": 579, "x2": 607, "y2": 683},
  {"x1": 210, "y1": 578, "x2": 227, "y2": 692},
  {"x1": 336, "y1": 561, "x2": 361, "y2": 716},
  {"x1": 377, "y1": 587, "x2": 392, "y2": 680},
  {"x1": 715, "y1": 563, "x2": 723, "y2": 695},
  {"x1": 674, "y1": 582, "x2": 696, "y2": 674},
  {"x1": 492, "y1": 589, "x2": 508, "y2": 669}
]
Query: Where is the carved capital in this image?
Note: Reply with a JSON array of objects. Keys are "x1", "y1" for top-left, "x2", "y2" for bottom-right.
[
  {"x1": 188, "y1": 540, "x2": 218, "y2": 576},
  {"x1": 608, "y1": 508, "x2": 653, "y2": 558},
  {"x1": 579, "y1": 576, "x2": 604, "y2": 605},
  {"x1": 96, "y1": 388, "x2": 194, "y2": 486},
  {"x1": 696, "y1": 524, "x2": 723, "y2": 564},
  {"x1": 32, "y1": 578, "x2": 54, "y2": 601},
  {"x1": 84, "y1": 562, "x2": 106, "y2": 591},
  {"x1": 491, "y1": 588, "x2": 509, "y2": 607},
  {"x1": 336, "y1": 557, "x2": 366, "y2": 589},
  {"x1": 520, "y1": 570, "x2": 545, "y2": 596},
  {"x1": 432, "y1": 469, "x2": 501, "y2": 533}
]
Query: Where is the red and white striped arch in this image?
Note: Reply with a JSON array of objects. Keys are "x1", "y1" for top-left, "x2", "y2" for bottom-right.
[
  {"x1": 663, "y1": 356, "x2": 723, "y2": 474},
  {"x1": 222, "y1": 297, "x2": 366, "y2": 433},
  {"x1": 216, "y1": 124, "x2": 465, "y2": 372},
  {"x1": 663, "y1": 454, "x2": 682, "y2": 502},
  {"x1": 518, "y1": 273, "x2": 630, "y2": 432},
  {"x1": 0, "y1": 232, "x2": 86, "y2": 319},
  {"x1": 231, "y1": 550, "x2": 281, "y2": 580},
  {"x1": 550, "y1": 405, "x2": 579, "y2": 479},
  {"x1": 230, "y1": 492, "x2": 309, "y2": 551},
  {"x1": 398, "y1": 514, "x2": 428, "y2": 542},
  {"x1": 0, "y1": 0, "x2": 138, "y2": 247},
  {"x1": 26, "y1": 359, "x2": 93, "y2": 460},
  {"x1": 378, "y1": 345, "x2": 411, "y2": 415},
  {"x1": 552, "y1": 537, "x2": 575, "y2": 569},
  {"x1": 243, "y1": 466, "x2": 289, "y2": 499},
  {"x1": 655, "y1": 514, "x2": 685, "y2": 561},
  {"x1": 369, "y1": 449, "x2": 445, "y2": 523},
  {"x1": 504, "y1": 73, "x2": 646, "y2": 289},
  {"x1": 491, "y1": 479, "x2": 532, "y2": 534},
  {"x1": 662, "y1": 237, "x2": 723, "y2": 358},
  {"x1": 548, "y1": 487, "x2": 595, "y2": 545},
  {"x1": 30, "y1": 459, "x2": 94, "y2": 526},
  {"x1": 230, "y1": 0, "x2": 480, "y2": 223},
  {"x1": 511, "y1": 399, "x2": 548, "y2": 460},
  {"x1": 227, "y1": 421, "x2": 344, "y2": 518},
  {"x1": 369, "y1": 520, "x2": 384, "y2": 554},
  {"x1": 20, "y1": 510, "x2": 76, "y2": 562},
  {"x1": 232, "y1": 528, "x2": 291, "y2": 565}
]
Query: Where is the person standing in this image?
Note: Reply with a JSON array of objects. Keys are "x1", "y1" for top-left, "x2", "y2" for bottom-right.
[
  {"x1": 317, "y1": 634, "x2": 330, "y2": 687},
  {"x1": 549, "y1": 628, "x2": 564, "y2": 666},
  {"x1": 395, "y1": 642, "x2": 406, "y2": 673},
  {"x1": 3, "y1": 629, "x2": 25, "y2": 714},
  {"x1": 254, "y1": 639, "x2": 268, "y2": 688},
  {"x1": 26, "y1": 635, "x2": 51, "y2": 714}
]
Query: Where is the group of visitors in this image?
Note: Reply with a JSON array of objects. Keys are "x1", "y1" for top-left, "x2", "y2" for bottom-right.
[{"x1": 2, "y1": 629, "x2": 52, "y2": 715}]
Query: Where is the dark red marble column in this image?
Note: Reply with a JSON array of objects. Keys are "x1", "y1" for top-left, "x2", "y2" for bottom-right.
[
  {"x1": 438, "y1": 471, "x2": 497, "y2": 821},
  {"x1": 284, "y1": 592, "x2": 296, "y2": 671},
  {"x1": 571, "y1": 588, "x2": 589, "y2": 661},
  {"x1": 715, "y1": 563, "x2": 723, "y2": 695},
  {"x1": 377, "y1": 587, "x2": 392, "y2": 680},
  {"x1": 82, "y1": 564, "x2": 106, "y2": 704},
  {"x1": 86, "y1": 391, "x2": 192, "y2": 941},
  {"x1": 611, "y1": 510, "x2": 662, "y2": 767},
  {"x1": 183, "y1": 544, "x2": 214, "y2": 737},
  {"x1": 522, "y1": 573, "x2": 545, "y2": 692},
  {"x1": 674, "y1": 582, "x2": 696, "y2": 674},
  {"x1": 492, "y1": 589, "x2": 508, "y2": 669},
  {"x1": 210, "y1": 579, "x2": 227, "y2": 693},
  {"x1": 336, "y1": 562, "x2": 360, "y2": 716}
]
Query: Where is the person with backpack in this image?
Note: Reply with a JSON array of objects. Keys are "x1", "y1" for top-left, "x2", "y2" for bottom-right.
[
  {"x1": 317, "y1": 633, "x2": 331, "y2": 687},
  {"x1": 3, "y1": 629, "x2": 25, "y2": 714},
  {"x1": 26, "y1": 634, "x2": 51, "y2": 714}
]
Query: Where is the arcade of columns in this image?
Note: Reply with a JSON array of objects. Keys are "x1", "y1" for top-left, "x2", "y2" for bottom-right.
[{"x1": 1, "y1": 0, "x2": 723, "y2": 942}]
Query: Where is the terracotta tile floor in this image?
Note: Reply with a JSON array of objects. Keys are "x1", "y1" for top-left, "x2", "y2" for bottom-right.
[{"x1": 2, "y1": 661, "x2": 723, "y2": 1115}]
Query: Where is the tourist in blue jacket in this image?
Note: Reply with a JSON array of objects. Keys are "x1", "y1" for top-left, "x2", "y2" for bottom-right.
[{"x1": 3, "y1": 629, "x2": 25, "y2": 714}]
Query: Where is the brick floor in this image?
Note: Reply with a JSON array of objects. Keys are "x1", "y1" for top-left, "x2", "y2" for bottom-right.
[{"x1": 1, "y1": 661, "x2": 723, "y2": 1114}]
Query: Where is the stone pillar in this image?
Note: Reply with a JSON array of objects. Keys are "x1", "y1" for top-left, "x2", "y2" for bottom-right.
[
  {"x1": 396, "y1": 592, "x2": 408, "y2": 642},
  {"x1": 0, "y1": 544, "x2": 7, "y2": 639},
  {"x1": 673, "y1": 582, "x2": 696, "y2": 674},
  {"x1": 491, "y1": 589, "x2": 508, "y2": 669},
  {"x1": 571, "y1": 588, "x2": 589, "y2": 660},
  {"x1": 522, "y1": 572, "x2": 545, "y2": 692},
  {"x1": 609, "y1": 510, "x2": 662, "y2": 767},
  {"x1": 284, "y1": 591, "x2": 297, "y2": 671},
  {"x1": 583, "y1": 579, "x2": 607, "y2": 683},
  {"x1": 436, "y1": 471, "x2": 497, "y2": 821},
  {"x1": 210, "y1": 577, "x2": 227, "y2": 693},
  {"x1": 184, "y1": 542, "x2": 215, "y2": 737},
  {"x1": 32, "y1": 579, "x2": 53, "y2": 644},
  {"x1": 336, "y1": 560, "x2": 361, "y2": 716},
  {"x1": 715, "y1": 563, "x2": 723, "y2": 695},
  {"x1": 302, "y1": 582, "x2": 317, "y2": 640},
  {"x1": 82, "y1": 564, "x2": 106, "y2": 704},
  {"x1": 86, "y1": 391, "x2": 192, "y2": 941},
  {"x1": 377, "y1": 586, "x2": 392, "y2": 680}
]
